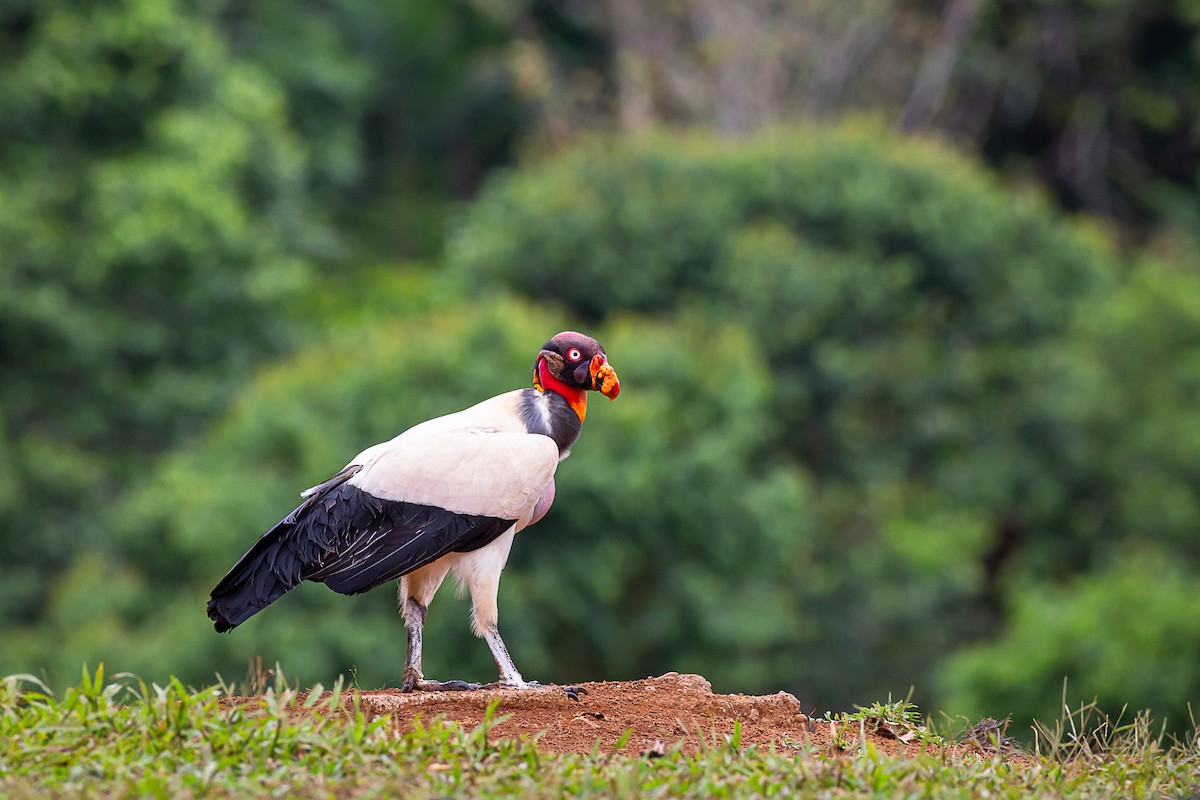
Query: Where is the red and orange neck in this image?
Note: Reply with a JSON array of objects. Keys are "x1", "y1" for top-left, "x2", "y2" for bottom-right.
[{"x1": 535, "y1": 358, "x2": 587, "y2": 422}]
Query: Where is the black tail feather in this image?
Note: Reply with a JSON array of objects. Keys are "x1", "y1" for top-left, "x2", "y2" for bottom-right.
[
  {"x1": 207, "y1": 466, "x2": 364, "y2": 632},
  {"x1": 207, "y1": 519, "x2": 305, "y2": 632}
]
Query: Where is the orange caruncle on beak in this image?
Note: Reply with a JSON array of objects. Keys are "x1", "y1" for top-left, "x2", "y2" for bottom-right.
[{"x1": 590, "y1": 354, "x2": 621, "y2": 400}]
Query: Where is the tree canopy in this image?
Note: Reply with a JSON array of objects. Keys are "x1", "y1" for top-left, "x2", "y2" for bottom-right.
[{"x1": 0, "y1": 0, "x2": 319, "y2": 623}]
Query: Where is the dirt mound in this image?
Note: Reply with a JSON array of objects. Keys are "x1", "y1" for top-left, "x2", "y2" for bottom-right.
[{"x1": 346, "y1": 672, "x2": 976, "y2": 757}]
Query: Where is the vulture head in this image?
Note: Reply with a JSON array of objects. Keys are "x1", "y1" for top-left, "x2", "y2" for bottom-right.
[{"x1": 534, "y1": 331, "x2": 621, "y2": 402}]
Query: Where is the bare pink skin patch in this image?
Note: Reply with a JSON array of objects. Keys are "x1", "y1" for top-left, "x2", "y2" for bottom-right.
[{"x1": 530, "y1": 478, "x2": 556, "y2": 526}]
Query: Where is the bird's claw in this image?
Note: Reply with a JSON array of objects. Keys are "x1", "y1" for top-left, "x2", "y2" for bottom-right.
[
  {"x1": 492, "y1": 680, "x2": 588, "y2": 701},
  {"x1": 515, "y1": 681, "x2": 588, "y2": 700},
  {"x1": 406, "y1": 677, "x2": 587, "y2": 700},
  {"x1": 403, "y1": 678, "x2": 483, "y2": 693},
  {"x1": 436, "y1": 680, "x2": 483, "y2": 692}
]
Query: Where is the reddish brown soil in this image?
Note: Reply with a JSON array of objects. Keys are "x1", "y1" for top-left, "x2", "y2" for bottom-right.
[{"x1": 330, "y1": 672, "x2": 1005, "y2": 759}]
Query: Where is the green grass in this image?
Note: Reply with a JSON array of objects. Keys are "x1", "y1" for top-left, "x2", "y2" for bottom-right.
[
  {"x1": 822, "y1": 696, "x2": 944, "y2": 748},
  {"x1": 2, "y1": 667, "x2": 1197, "y2": 798}
]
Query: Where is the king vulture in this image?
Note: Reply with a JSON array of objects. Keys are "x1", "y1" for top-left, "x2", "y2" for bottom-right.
[{"x1": 207, "y1": 332, "x2": 620, "y2": 698}]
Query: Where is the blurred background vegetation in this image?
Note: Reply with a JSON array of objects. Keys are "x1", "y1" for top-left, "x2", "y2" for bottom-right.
[{"x1": 3, "y1": 0, "x2": 1200, "y2": 736}]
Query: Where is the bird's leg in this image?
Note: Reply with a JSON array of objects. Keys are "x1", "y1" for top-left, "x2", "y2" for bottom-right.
[
  {"x1": 478, "y1": 625, "x2": 588, "y2": 702},
  {"x1": 400, "y1": 597, "x2": 427, "y2": 693},
  {"x1": 397, "y1": 568, "x2": 587, "y2": 700},
  {"x1": 464, "y1": 562, "x2": 532, "y2": 689},
  {"x1": 458, "y1": 544, "x2": 588, "y2": 701},
  {"x1": 399, "y1": 589, "x2": 480, "y2": 693},
  {"x1": 482, "y1": 626, "x2": 525, "y2": 688}
]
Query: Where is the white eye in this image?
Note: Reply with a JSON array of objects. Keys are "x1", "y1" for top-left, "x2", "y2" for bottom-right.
[{"x1": 567, "y1": 348, "x2": 582, "y2": 361}]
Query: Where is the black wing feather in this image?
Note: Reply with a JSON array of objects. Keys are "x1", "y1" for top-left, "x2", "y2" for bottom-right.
[
  {"x1": 206, "y1": 473, "x2": 515, "y2": 632},
  {"x1": 301, "y1": 485, "x2": 514, "y2": 592}
]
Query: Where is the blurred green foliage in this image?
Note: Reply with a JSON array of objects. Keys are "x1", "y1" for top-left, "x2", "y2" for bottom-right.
[
  {"x1": 941, "y1": 549, "x2": 1200, "y2": 731},
  {"x1": 215, "y1": 0, "x2": 545, "y2": 258},
  {"x1": 0, "y1": 0, "x2": 319, "y2": 623},
  {"x1": 3, "y1": 0, "x2": 1200, "y2": 741}
]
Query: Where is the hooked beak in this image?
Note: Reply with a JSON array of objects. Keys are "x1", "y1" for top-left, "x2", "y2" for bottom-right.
[{"x1": 589, "y1": 354, "x2": 621, "y2": 400}]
